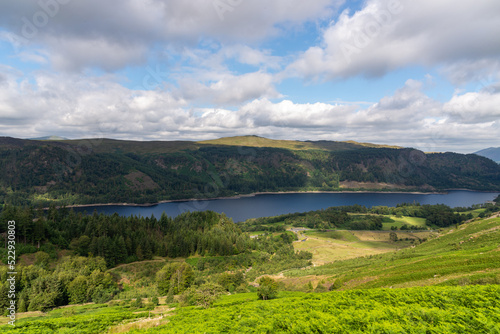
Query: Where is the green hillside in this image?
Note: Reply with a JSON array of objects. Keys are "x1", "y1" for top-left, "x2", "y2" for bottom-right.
[
  {"x1": 0, "y1": 136, "x2": 499, "y2": 206},
  {"x1": 287, "y1": 215, "x2": 500, "y2": 290},
  {"x1": 198, "y1": 135, "x2": 401, "y2": 151},
  {"x1": 1, "y1": 211, "x2": 498, "y2": 333}
]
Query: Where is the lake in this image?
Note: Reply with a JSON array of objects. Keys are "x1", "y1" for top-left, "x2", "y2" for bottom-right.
[{"x1": 74, "y1": 190, "x2": 499, "y2": 222}]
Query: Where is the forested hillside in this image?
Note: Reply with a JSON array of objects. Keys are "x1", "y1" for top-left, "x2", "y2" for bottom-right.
[
  {"x1": 0, "y1": 206, "x2": 312, "y2": 311},
  {"x1": 0, "y1": 202, "x2": 498, "y2": 333},
  {"x1": 1, "y1": 136, "x2": 499, "y2": 206}
]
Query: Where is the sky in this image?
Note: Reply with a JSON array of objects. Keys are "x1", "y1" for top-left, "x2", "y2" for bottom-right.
[{"x1": 0, "y1": 0, "x2": 499, "y2": 153}]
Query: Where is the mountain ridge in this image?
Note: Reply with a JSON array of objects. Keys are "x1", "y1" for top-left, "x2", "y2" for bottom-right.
[
  {"x1": 0, "y1": 136, "x2": 499, "y2": 206},
  {"x1": 474, "y1": 147, "x2": 500, "y2": 163}
]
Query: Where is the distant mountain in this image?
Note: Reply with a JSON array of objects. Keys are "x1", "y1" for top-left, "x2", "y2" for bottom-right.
[
  {"x1": 199, "y1": 135, "x2": 402, "y2": 151},
  {"x1": 30, "y1": 135, "x2": 68, "y2": 141},
  {"x1": 474, "y1": 147, "x2": 500, "y2": 163},
  {"x1": 0, "y1": 136, "x2": 499, "y2": 206}
]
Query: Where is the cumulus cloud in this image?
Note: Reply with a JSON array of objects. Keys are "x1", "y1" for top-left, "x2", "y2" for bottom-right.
[
  {"x1": 288, "y1": 0, "x2": 500, "y2": 81},
  {"x1": 1, "y1": 0, "x2": 499, "y2": 153},
  {"x1": 0, "y1": 0, "x2": 339, "y2": 71},
  {"x1": 443, "y1": 85, "x2": 500, "y2": 124},
  {"x1": 1, "y1": 69, "x2": 498, "y2": 152},
  {"x1": 0, "y1": 70, "x2": 187, "y2": 138},
  {"x1": 178, "y1": 71, "x2": 281, "y2": 106}
]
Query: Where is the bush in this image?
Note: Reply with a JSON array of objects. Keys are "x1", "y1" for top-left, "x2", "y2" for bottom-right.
[
  {"x1": 131, "y1": 298, "x2": 144, "y2": 309},
  {"x1": 179, "y1": 283, "x2": 225, "y2": 308},
  {"x1": 235, "y1": 283, "x2": 249, "y2": 293},
  {"x1": 257, "y1": 276, "x2": 279, "y2": 300},
  {"x1": 329, "y1": 278, "x2": 343, "y2": 291},
  {"x1": 314, "y1": 284, "x2": 328, "y2": 293}
]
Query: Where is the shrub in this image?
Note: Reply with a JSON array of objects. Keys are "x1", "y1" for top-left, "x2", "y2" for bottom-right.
[
  {"x1": 179, "y1": 283, "x2": 225, "y2": 308},
  {"x1": 257, "y1": 276, "x2": 279, "y2": 300}
]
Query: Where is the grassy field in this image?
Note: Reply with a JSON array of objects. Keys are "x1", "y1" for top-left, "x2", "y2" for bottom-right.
[
  {"x1": 292, "y1": 230, "x2": 425, "y2": 265},
  {"x1": 286, "y1": 216, "x2": 500, "y2": 289},
  {"x1": 382, "y1": 215, "x2": 428, "y2": 229}
]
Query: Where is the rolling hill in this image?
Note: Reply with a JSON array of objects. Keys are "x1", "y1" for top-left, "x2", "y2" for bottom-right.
[{"x1": 0, "y1": 136, "x2": 499, "y2": 206}]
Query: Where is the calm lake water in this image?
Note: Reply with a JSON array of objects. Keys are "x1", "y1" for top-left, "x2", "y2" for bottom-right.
[{"x1": 74, "y1": 190, "x2": 499, "y2": 222}]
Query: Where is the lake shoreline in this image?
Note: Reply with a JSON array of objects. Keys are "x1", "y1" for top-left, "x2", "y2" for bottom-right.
[{"x1": 56, "y1": 189, "x2": 483, "y2": 210}]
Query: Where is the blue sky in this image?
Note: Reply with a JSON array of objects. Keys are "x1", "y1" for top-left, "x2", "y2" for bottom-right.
[{"x1": 0, "y1": 0, "x2": 499, "y2": 153}]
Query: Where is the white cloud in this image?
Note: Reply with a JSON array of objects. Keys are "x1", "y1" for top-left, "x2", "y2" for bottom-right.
[
  {"x1": 0, "y1": 0, "x2": 339, "y2": 72},
  {"x1": 443, "y1": 87, "x2": 500, "y2": 124},
  {"x1": 288, "y1": 0, "x2": 500, "y2": 82},
  {"x1": 178, "y1": 72, "x2": 281, "y2": 106},
  {"x1": 1, "y1": 71, "x2": 499, "y2": 152},
  {"x1": 47, "y1": 36, "x2": 148, "y2": 72},
  {"x1": 221, "y1": 45, "x2": 282, "y2": 70}
]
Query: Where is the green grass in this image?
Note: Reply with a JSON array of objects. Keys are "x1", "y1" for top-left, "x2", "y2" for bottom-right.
[
  {"x1": 198, "y1": 135, "x2": 401, "y2": 151},
  {"x1": 130, "y1": 285, "x2": 500, "y2": 333},
  {"x1": 198, "y1": 136, "x2": 320, "y2": 150},
  {"x1": 4, "y1": 286, "x2": 498, "y2": 333},
  {"x1": 382, "y1": 215, "x2": 428, "y2": 230},
  {"x1": 287, "y1": 217, "x2": 500, "y2": 289},
  {"x1": 0, "y1": 304, "x2": 147, "y2": 333},
  {"x1": 295, "y1": 230, "x2": 403, "y2": 265},
  {"x1": 297, "y1": 229, "x2": 431, "y2": 266},
  {"x1": 455, "y1": 208, "x2": 487, "y2": 218},
  {"x1": 305, "y1": 230, "x2": 360, "y2": 242},
  {"x1": 3, "y1": 284, "x2": 499, "y2": 333}
]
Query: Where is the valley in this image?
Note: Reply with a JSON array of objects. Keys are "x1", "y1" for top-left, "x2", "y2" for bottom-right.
[
  {"x1": 0, "y1": 136, "x2": 499, "y2": 333},
  {"x1": 0, "y1": 197, "x2": 499, "y2": 333}
]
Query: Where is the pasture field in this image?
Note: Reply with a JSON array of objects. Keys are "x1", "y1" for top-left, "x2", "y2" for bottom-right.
[
  {"x1": 382, "y1": 215, "x2": 428, "y2": 229},
  {"x1": 287, "y1": 216, "x2": 500, "y2": 289},
  {"x1": 293, "y1": 229, "x2": 432, "y2": 265}
]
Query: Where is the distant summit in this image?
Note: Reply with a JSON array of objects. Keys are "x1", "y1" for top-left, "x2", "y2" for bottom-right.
[
  {"x1": 198, "y1": 136, "x2": 401, "y2": 151},
  {"x1": 29, "y1": 135, "x2": 68, "y2": 141},
  {"x1": 474, "y1": 147, "x2": 500, "y2": 163}
]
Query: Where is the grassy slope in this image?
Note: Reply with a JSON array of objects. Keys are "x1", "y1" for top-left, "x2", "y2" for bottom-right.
[
  {"x1": 3, "y1": 286, "x2": 499, "y2": 333},
  {"x1": 198, "y1": 135, "x2": 401, "y2": 151},
  {"x1": 384, "y1": 215, "x2": 428, "y2": 229},
  {"x1": 293, "y1": 230, "x2": 412, "y2": 265},
  {"x1": 3, "y1": 135, "x2": 398, "y2": 154},
  {"x1": 140, "y1": 286, "x2": 500, "y2": 333},
  {"x1": 286, "y1": 216, "x2": 500, "y2": 289}
]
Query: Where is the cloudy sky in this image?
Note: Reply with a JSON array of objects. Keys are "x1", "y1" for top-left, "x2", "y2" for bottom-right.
[{"x1": 0, "y1": 0, "x2": 499, "y2": 153}]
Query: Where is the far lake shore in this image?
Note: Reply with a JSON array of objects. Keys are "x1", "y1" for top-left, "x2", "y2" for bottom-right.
[{"x1": 53, "y1": 188, "x2": 492, "y2": 210}]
